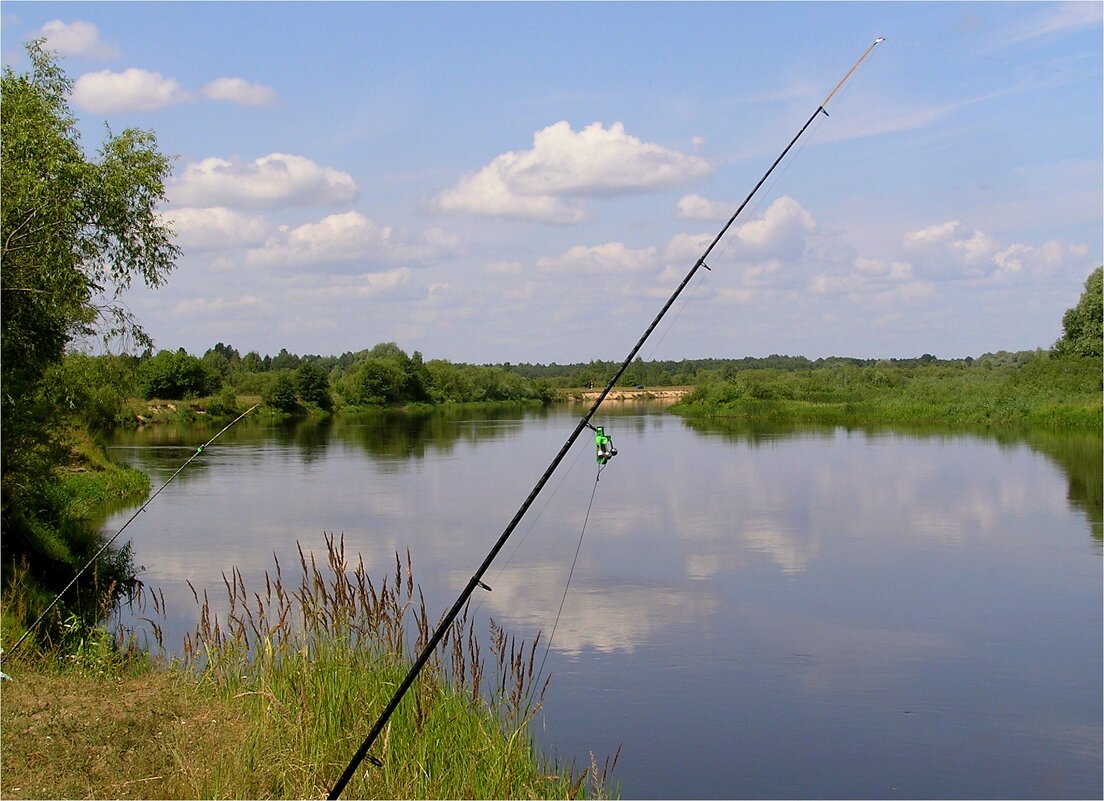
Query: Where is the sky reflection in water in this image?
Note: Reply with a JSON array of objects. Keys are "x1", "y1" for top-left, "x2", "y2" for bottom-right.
[{"x1": 102, "y1": 407, "x2": 1102, "y2": 799}]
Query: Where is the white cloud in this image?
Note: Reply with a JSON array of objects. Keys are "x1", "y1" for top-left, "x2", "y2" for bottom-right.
[
  {"x1": 245, "y1": 211, "x2": 461, "y2": 269},
  {"x1": 173, "y1": 294, "x2": 270, "y2": 318},
  {"x1": 537, "y1": 242, "x2": 659, "y2": 274},
  {"x1": 903, "y1": 220, "x2": 961, "y2": 250},
  {"x1": 902, "y1": 220, "x2": 1085, "y2": 282},
  {"x1": 71, "y1": 68, "x2": 188, "y2": 112},
  {"x1": 434, "y1": 165, "x2": 586, "y2": 224},
  {"x1": 952, "y1": 229, "x2": 999, "y2": 266},
  {"x1": 433, "y1": 121, "x2": 712, "y2": 223},
  {"x1": 283, "y1": 269, "x2": 413, "y2": 301},
  {"x1": 676, "y1": 193, "x2": 731, "y2": 221},
  {"x1": 811, "y1": 257, "x2": 934, "y2": 307},
  {"x1": 71, "y1": 68, "x2": 280, "y2": 113},
  {"x1": 160, "y1": 207, "x2": 272, "y2": 252},
  {"x1": 170, "y1": 153, "x2": 358, "y2": 209},
  {"x1": 732, "y1": 196, "x2": 815, "y2": 257},
  {"x1": 663, "y1": 232, "x2": 715, "y2": 264},
  {"x1": 991, "y1": 240, "x2": 1088, "y2": 279},
  {"x1": 202, "y1": 77, "x2": 278, "y2": 107},
  {"x1": 663, "y1": 197, "x2": 815, "y2": 268},
  {"x1": 35, "y1": 19, "x2": 119, "y2": 59}
]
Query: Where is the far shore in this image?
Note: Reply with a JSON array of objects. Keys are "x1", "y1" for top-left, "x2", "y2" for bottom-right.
[{"x1": 565, "y1": 386, "x2": 692, "y2": 404}]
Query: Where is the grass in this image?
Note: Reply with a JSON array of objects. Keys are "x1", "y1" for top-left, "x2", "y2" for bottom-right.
[
  {"x1": 672, "y1": 356, "x2": 1102, "y2": 429},
  {"x1": 52, "y1": 428, "x2": 151, "y2": 521},
  {"x1": 1, "y1": 535, "x2": 617, "y2": 799}
]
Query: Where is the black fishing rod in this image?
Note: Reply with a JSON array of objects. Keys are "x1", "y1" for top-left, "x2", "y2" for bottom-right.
[
  {"x1": 2, "y1": 403, "x2": 259, "y2": 662},
  {"x1": 328, "y1": 38, "x2": 883, "y2": 799}
]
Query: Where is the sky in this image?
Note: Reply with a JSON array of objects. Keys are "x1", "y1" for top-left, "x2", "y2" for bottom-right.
[{"x1": 2, "y1": 1, "x2": 1102, "y2": 364}]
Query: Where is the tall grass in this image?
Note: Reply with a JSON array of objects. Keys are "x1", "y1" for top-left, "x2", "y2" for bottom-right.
[
  {"x1": 673, "y1": 357, "x2": 1102, "y2": 429},
  {"x1": 178, "y1": 534, "x2": 616, "y2": 799}
]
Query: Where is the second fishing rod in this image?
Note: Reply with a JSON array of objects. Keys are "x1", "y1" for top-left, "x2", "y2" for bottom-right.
[{"x1": 328, "y1": 37, "x2": 884, "y2": 799}]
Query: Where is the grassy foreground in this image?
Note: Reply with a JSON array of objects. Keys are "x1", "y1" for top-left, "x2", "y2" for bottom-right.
[
  {"x1": 672, "y1": 355, "x2": 1102, "y2": 429},
  {"x1": 1, "y1": 536, "x2": 616, "y2": 799}
]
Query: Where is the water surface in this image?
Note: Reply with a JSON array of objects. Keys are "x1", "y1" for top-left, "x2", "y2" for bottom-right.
[{"x1": 102, "y1": 407, "x2": 1102, "y2": 799}]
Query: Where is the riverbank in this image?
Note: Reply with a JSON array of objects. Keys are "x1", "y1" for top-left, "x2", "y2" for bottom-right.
[
  {"x1": 670, "y1": 356, "x2": 1102, "y2": 429},
  {"x1": 564, "y1": 386, "x2": 692, "y2": 404},
  {"x1": 0, "y1": 428, "x2": 151, "y2": 651},
  {"x1": 0, "y1": 537, "x2": 615, "y2": 800}
]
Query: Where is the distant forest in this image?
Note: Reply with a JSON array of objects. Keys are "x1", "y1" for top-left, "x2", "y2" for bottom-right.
[
  {"x1": 56, "y1": 340, "x2": 1056, "y2": 422},
  {"x1": 184, "y1": 342, "x2": 1044, "y2": 386}
]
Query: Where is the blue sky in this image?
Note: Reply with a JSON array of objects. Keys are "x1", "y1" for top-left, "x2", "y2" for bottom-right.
[{"x1": 3, "y1": 2, "x2": 1101, "y2": 363}]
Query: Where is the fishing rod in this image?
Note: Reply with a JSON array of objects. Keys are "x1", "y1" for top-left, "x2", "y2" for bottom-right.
[
  {"x1": 328, "y1": 38, "x2": 883, "y2": 798},
  {"x1": 2, "y1": 403, "x2": 259, "y2": 663}
]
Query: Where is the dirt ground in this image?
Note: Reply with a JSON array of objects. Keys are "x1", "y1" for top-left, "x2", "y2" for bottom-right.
[
  {"x1": 0, "y1": 668, "x2": 244, "y2": 799},
  {"x1": 566, "y1": 386, "x2": 691, "y2": 404}
]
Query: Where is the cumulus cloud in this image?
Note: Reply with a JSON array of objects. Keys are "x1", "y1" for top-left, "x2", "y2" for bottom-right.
[
  {"x1": 202, "y1": 77, "x2": 278, "y2": 107},
  {"x1": 537, "y1": 242, "x2": 659, "y2": 274},
  {"x1": 433, "y1": 121, "x2": 712, "y2": 223},
  {"x1": 283, "y1": 269, "x2": 414, "y2": 301},
  {"x1": 35, "y1": 20, "x2": 119, "y2": 59},
  {"x1": 811, "y1": 257, "x2": 934, "y2": 307},
  {"x1": 665, "y1": 196, "x2": 815, "y2": 265},
  {"x1": 245, "y1": 211, "x2": 461, "y2": 269},
  {"x1": 903, "y1": 220, "x2": 961, "y2": 250},
  {"x1": 160, "y1": 207, "x2": 272, "y2": 252},
  {"x1": 435, "y1": 168, "x2": 586, "y2": 224},
  {"x1": 170, "y1": 153, "x2": 358, "y2": 209},
  {"x1": 676, "y1": 193, "x2": 731, "y2": 221},
  {"x1": 70, "y1": 66, "x2": 279, "y2": 113},
  {"x1": 663, "y1": 232, "x2": 714, "y2": 264},
  {"x1": 71, "y1": 68, "x2": 188, "y2": 112},
  {"x1": 903, "y1": 220, "x2": 1085, "y2": 282},
  {"x1": 733, "y1": 196, "x2": 815, "y2": 257}
]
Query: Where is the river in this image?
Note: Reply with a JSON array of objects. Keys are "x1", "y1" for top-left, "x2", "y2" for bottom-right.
[{"x1": 101, "y1": 404, "x2": 1102, "y2": 799}]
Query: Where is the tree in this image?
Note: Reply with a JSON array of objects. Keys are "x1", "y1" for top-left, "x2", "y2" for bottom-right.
[
  {"x1": 341, "y1": 359, "x2": 408, "y2": 406},
  {"x1": 1053, "y1": 267, "x2": 1103, "y2": 358},
  {"x1": 270, "y1": 347, "x2": 301, "y2": 371},
  {"x1": 240, "y1": 350, "x2": 265, "y2": 372},
  {"x1": 295, "y1": 361, "x2": 332, "y2": 410},
  {"x1": 2, "y1": 44, "x2": 176, "y2": 381},
  {"x1": 367, "y1": 341, "x2": 408, "y2": 361},
  {"x1": 42, "y1": 352, "x2": 138, "y2": 432},
  {"x1": 263, "y1": 372, "x2": 301, "y2": 413},
  {"x1": 1, "y1": 42, "x2": 177, "y2": 632},
  {"x1": 137, "y1": 350, "x2": 215, "y2": 399}
]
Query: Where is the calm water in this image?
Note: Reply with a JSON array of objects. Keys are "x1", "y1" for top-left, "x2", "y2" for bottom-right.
[{"x1": 101, "y1": 406, "x2": 1103, "y2": 799}]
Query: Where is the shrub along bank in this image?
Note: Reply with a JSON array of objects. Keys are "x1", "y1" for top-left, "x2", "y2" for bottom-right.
[{"x1": 671, "y1": 354, "x2": 1102, "y2": 429}]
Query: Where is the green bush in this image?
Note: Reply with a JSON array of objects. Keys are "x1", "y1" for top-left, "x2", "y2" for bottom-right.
[
  {"x1": 137, "y1": 350, "x2": 217, "y2": 400},
  {"x1": 263, "y1": 371, "x2": 301, "y2": 413},
  {"x1": 295, "y1": 362, "x2": 332, "y2": 410}
]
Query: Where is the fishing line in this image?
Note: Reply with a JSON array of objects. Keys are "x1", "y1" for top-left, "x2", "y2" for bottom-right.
[
  {"x1": 641, "y1": 82, "x2": 842, "y2": 367},
  {"x1": 532, "y1": 464, "x2": 603, "y2": 695},
  {"x1": 2, "y1": 404, "x2": 259, "y2": 662},
  {"x1": 328, "y1": 39, "x2": 884, "y2": 798},
  {"x1": 642, "y1": 267, "x2": 712, "y2": 364},
  {"x1": 466, "y1": 439, "x2": 591, "y2": 621}
]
